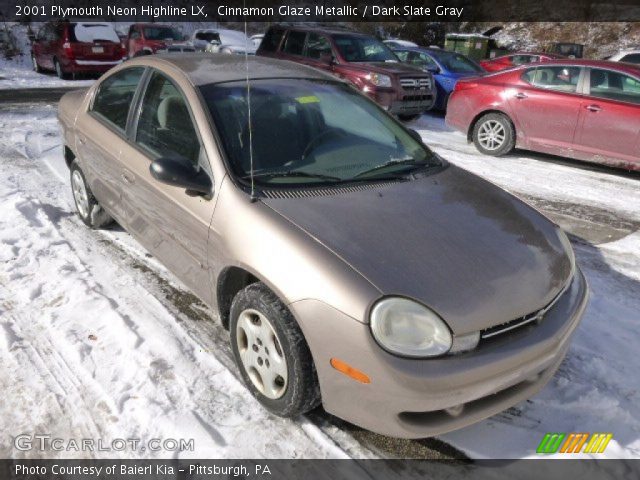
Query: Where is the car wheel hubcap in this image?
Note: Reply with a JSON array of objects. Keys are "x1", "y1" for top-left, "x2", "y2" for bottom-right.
[
  {"x1": 478, "y1": 120, "x2": 506, "y2": 150},
  {"x1": 71, "y1": 170, "x2": 89, "y2": 219},
  {"x1": 236, "y1": 308, "x2": 288, "y2": 399}
]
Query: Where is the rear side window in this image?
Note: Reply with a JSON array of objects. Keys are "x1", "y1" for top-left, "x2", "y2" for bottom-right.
[
  {"x1": 523, "y1": 66, "x2": 581, "y2": 93},
  {"x1": 589, "y1": 69, "x2": 640, "y2": 105},
  {"x1": 283, "y1": 30, "x2": 306, "y2": 56},
  {"x1": 259, "y1": 28, "x2": 284, "y2": 52},
  {"x1": 304, "y1": 33, "x2": 332, "y2": 59},
  {"x1": 91, "y1": 67, "x2": 145, "y2": 131},
  {"x1": 621, "y1": 53, "x2": 640, "y2": 64},
  {"x1": 135, "y1": 72, "x2": 201, "y2": 165},
  {"x1": 512, "y1": 55, "x2": 537, "y2": 65}
]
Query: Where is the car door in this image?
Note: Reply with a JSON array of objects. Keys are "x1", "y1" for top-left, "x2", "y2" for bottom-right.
[
  {"x1": 278, "y1": 30, "x2": 307, "y2": 63},
  {"x1": 508, "y1": 65, "x2": 584, "y2": 153},
  {"x1": 575, "y1": 67, "x2": 640, "y2": 167},
  {"x1": 80, "y1": 66, "x2": 146, "y2": 222},
  {"x1": 119, "y1": 69, "x2": 215, "y2": 303}
]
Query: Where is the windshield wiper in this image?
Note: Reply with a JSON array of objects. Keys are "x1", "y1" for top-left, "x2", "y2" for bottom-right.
[
  {"x1": 241, "y1": 170, "x2": 342, "y2": 182},
  {"x1": 352, "y1": 158, "x2": 433, "y2": 179}
]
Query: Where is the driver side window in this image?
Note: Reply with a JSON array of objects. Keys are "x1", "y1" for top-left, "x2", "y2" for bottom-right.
[{"x1": 135, "y1": 72, "x2": 201, "y2": 165}]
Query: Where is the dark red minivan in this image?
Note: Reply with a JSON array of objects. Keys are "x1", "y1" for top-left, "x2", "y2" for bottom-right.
[
  {"x1": 31, "y1": 21, "x2": 126, "y2": 79},
  {"x1": 446, "y1": 59, "x2": 640, "y2": 171}
]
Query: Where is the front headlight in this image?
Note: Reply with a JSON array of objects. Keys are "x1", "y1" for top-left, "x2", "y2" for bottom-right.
[
  {"x1": 366, "y1": 72, "x2": 392, "y2": 88},
  {"x1": 370, "y1": 298, "x2": 452, "y2": 357}
]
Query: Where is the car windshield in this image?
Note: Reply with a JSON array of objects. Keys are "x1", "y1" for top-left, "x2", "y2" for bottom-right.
[
  {"x1": 144, "y1": 27, "x2": 181, "y2": 41},
  {"x1": 200, "y1": 79, "x2": 441, "y2": 187},
  {"x1": 434, "y1": 52, "x2": 484, "y2": 74},
  {"x1": 333, "y1": 35, "x2": 398, "y2": 63}
]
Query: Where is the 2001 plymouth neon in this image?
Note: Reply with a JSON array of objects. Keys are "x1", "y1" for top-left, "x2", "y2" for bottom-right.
[{"x1": 57, "y1": 54, "x2": 588, "y2": 438}]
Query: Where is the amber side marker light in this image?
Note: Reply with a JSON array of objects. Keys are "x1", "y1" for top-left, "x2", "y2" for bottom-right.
[{"x1": 330, "y1": 358, "x2": 371, "y2": 384}]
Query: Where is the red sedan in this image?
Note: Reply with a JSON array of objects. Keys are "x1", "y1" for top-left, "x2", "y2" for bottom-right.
[
  {"x1": 446, "y1": 60, "x2": 640, "y2": 171},
  {"x1": 480, "y1": 52, "x2": 564, "y2": 72}
]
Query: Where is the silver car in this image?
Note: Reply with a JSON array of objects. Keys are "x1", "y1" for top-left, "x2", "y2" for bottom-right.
[{"x1": 58, "y1": 54, "x2": 588, "y2": 438}]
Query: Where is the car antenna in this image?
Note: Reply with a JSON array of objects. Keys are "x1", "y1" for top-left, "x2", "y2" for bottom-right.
[{"x1": 243, "y1": 13, "x2": 256, "y2": 202}]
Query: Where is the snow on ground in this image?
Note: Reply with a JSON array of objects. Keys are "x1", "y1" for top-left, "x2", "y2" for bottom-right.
[{"x1": 0, "y1": 103, "x2": 639, "y2": 460}]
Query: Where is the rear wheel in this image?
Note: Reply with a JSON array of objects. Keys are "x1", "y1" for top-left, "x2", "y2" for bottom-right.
[
  {"x1": 230, "y1": 283, "x2": 321, "y2": 417},
  {"x1": 54, "y1": 58, "x2": 69, "y2": 79},
  {"x1": 70, "y1": 161, "x2": 113, "y2": 229},
  {"x1": 472, "y1": 112, "x2": 515, "y2": 156}
]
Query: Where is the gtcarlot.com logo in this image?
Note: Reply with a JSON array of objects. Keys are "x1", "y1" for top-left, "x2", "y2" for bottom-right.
[{"x1": 537, "y1": 432, "x2": 613, "y2": 454}]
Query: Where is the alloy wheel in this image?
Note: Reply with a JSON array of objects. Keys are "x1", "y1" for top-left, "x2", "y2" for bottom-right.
[{"x1": 477, "y1": 120, "x2": 506, "y2": 151}]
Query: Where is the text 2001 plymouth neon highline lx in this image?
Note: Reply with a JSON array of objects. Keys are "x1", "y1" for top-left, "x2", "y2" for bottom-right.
[{"x1": 57, "y1": 54, "x2": 588, "y2": 438}]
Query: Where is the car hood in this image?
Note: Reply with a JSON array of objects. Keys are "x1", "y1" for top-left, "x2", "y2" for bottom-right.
[{"x1": 262, "y1": 165, "x2": 572, "y2": 334}]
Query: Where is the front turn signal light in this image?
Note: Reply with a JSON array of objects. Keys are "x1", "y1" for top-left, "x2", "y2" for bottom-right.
[{"x1": 330, "y1": 358, "x2": 371, "y2": 384}]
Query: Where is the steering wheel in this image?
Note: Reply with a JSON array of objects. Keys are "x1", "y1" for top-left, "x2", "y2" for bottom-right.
[{"x1": 301, "y1": 128, "x2": 347, "y2": 161}]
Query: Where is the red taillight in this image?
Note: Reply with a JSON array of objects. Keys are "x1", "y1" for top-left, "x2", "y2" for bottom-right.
[{"x1": 454, "y1": 81, "x2": 478, "y2": 92}]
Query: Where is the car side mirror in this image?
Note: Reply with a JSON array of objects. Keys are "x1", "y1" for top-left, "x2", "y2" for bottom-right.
[
  {"x1": 425, "y1": 64, "x2": 440, "y2": 74},
  {"x1": 150, "y1": 156, "x2": 213, "y2": 196}
]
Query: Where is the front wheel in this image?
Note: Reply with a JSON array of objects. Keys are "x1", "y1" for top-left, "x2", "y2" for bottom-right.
[
  {"x1": 230, "y1": 283, "x2": 321, "y2": 417},
  {"x1": 70, "y1": 161, "x2": 113, "y2": 229},
  {"x1": 472, "y1": 112, "x2": 515, "y2": 156}
]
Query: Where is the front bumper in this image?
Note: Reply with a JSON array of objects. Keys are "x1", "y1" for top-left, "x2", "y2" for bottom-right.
[
  {"x1": 366, "y1": 87, "x2": 436, "y2": 115},
  {"x1": 290, "y1": 268, "x2": 589, "y2": 438}
]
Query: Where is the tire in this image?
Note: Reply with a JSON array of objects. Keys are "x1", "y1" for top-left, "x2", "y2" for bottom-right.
[
  {"x1": 31, "y1": 54, "x2": 41, "y2": 73},
  {"x1": 472, "y1": 112, "x2": 516, "y2": 156},
  {"x1": 69, "y1": 161, "x2": 113, "y2": 229},
  {"x1": 230, "y1": 282, "x2": 321, "y2": 417},
  {"x1": 54, "y1": 58, "x2": 69, "y2": 80},
  {"x1": 398, "y1": 113, "x2": 421, "y2": 122}
]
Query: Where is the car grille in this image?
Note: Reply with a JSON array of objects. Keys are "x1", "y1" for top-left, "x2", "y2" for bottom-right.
[
  {"x1": 400, "y1": 77, "x2": 432, "y2": 90},
  {"x1": 480, "y1": 278, "x2": 572, "y2": 341}
]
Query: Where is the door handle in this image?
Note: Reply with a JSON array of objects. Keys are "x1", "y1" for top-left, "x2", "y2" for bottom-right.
[
  {"x1": 121, "y1": 171, "x2": 135, "y2": 184},
  {"x1": 585, "y1": 104, "x2": 601, "y2": 112},
  {"x1": 515, "y1": 92, "x2": 528, "y2": 99}
]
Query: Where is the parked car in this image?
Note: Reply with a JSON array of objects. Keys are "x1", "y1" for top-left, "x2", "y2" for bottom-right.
[
  {"x1": 383, "y1": 39, "x2": 418, "y2": 49},
  {"x1": 608, "y1": 48, "x2": 640, "y2": 64},
  {"x1": 31, "y1": 21, "x2": 126, "y2": 79},
  {"x1": 250, "y1": 34, "x2": 265, "y2": 48},
  {"x1": 58, "y1": 54, "x2": 587, "y2": 438},
  {"x1": 127, "y1": 23, "x2": 183, "y2": 57},
  {"x1": 392, "y1": 46, "x2": 485, "y2": 110},
  {"x1": 193, "y1": 28, "x2": 257, "y2": 55},
  {"x1": 480, "y1": 52, "x2": 564, "y2": 72},
  {"x1": 446, "y1": 60, "x2": 640, "y2": 171},
  {"x1": 258, "y1": 25, "x2": 436, "y2": 120}
]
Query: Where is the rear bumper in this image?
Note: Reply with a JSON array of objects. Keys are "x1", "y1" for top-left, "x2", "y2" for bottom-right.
[
  {"x1": 290, "y1": 268, "x2": 589, "y2": 438},
  {"x1": 63, "y1": 58, "x2": 123, "y2": 73}
]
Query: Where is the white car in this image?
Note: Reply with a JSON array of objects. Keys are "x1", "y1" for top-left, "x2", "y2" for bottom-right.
[
  {"x1": 192, "y1": 28, "x2": 257, "y2": 55},
  {"x1": 608, "y1": 49, "x2": 640, "y2": 64},
  {"x1": 383, "y1": 39, "x2": 419, "y2": 49}
]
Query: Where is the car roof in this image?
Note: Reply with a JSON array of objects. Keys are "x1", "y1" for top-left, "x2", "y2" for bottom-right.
[
  {"x1": 132, "y1": 53, "x2": 338, "y2": 86},
  {"x1": 544, "y1": 58, "x2": 640, "y2": 74}
]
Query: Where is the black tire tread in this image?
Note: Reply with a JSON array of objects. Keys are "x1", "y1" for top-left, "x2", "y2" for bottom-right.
[{"x1": 230, "y1": 282, "x2": 321, "y2": 418}]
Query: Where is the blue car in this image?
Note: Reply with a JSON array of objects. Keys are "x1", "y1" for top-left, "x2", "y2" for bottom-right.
[{"x1": 392, "y1": 47, "x2": 485, "y2": 111}]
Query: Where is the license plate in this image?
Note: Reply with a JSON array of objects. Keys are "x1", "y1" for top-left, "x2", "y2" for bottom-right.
[{"x1": 92, "y1": 46, "x2": 104, "y2": 53}]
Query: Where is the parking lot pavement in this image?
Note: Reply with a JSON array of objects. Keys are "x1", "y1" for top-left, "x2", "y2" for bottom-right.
[{"x1": 1, "y1": 101, "x2": 639, "y2": 460}]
